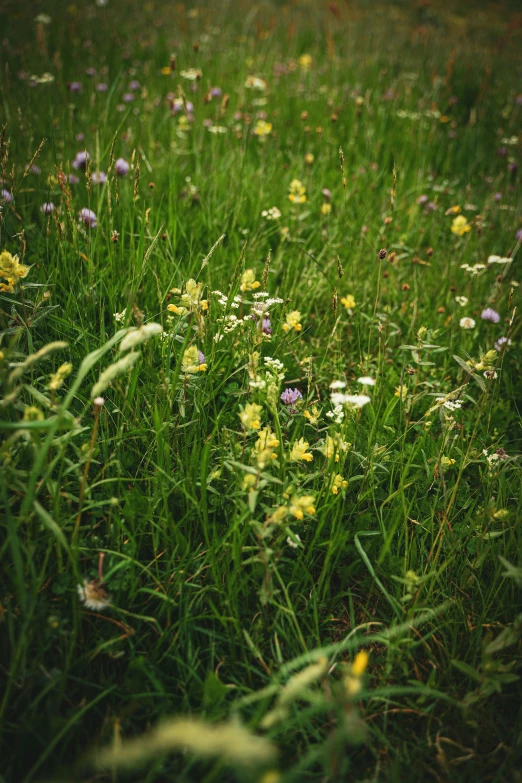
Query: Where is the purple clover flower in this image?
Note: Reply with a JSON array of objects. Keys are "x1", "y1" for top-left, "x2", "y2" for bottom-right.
[
  {"x1": 91, "y1": 171, "x2": 107, "y2": 185},
  {"x1": 210, "y1": 86, "x2": 222, "y2": 98},
  {"x1": 129, "y1": 80, "x2": 140, "y2": 91},
  {"x1": 494, "y1": 192, "x2": 502, "y2": 202},
  {"x1": 96, "y1": 82, "x2": 108, "y2": 92},
  {"x1": 40, "y1": 202, "x2": 55, "y2": 214},
  {"x1": 114, "y1": 158, "x2": 130, "y2": 177},
  {"x1": 68, "y1": 174, "x2": 80, "y2": 185},
  {"x1": 481, "y1": 308, "x2": 500, "y2": 323},
  {"x1": 68, "y1": 81, "x2": 83, "y2": 93},
  {"x1": 494, "y1": 336, "x2": 512, "y2": 352},
  {"x1": 72, "y1": 150, "x2": 90, "y2": 170},
  {"x1": 280, "y1": 388, "x2": 303, "y2": 405},
  {"x1": 1, "y1": 189, "x2": 12, "y2": 203},
  {"x1": 198, "y1": 350, "x2": 206, "y2": 365},
  {"x1": 79, "y1": 208, "x2": 97, "y2": 228},
  {"x1": 122, "y1": 92, "x2": 135, "y2": 102},
  {"x1": 262, "y1": 317, "x2": 272, "y2": 335}
]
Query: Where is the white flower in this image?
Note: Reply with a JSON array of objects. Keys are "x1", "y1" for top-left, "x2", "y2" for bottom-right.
[
  {"x1": 487, "y1": 255, "x2": 510, "y2": 265},
  {"x1": 77, "y1": 579, "x2": 111, "y2": 611},
  {"x1": 329, "y1": 380, "x2": 347, "y2": 389},
  {"x1": 261, "y1": 206, "x2": 281, "y2": 220},
  {"x1": 331, "y1": 393, "x2": 371, "y2": 408},
  {"x1": 286, "y1": 533, "x2": 302, "y2": 549},
  {"x1": 114, "y1": 309, "x2": 126, "y2": 323},
  {"x1": 443, "y1": 399, "x2": 463, "y2": 411},
  {"x1": 459, "y1": 317, "x2": 476, "y2": 329},
  {"x1": 455, "y1": 296, "x2": 468, "y2": 306},
  {"x1": 357, "y1": 376, "x2": 375, "y2": 386}
]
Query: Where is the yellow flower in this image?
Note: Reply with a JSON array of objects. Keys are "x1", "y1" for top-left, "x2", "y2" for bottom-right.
[
  {"x1": 282, "y1": 310, "x2": 302, "y2": 333},
  {"x1": 303, "y1": 404, "x2": 320, "y2": 425},
  {"x1": 321, "y1": 203, "x2": 332, "y2": 215},
  {"x1": 331, "y1": 474, "x2": 348, "y2": 494},
  {"x1": 451, "y1": 215, "x2": 471, "y2": 236},
  {"x1": 242, "y1": 473, "x2": 257, "y2": 491},
  {"x1": 269, "y1": 505, "x2": 288, "y2": 524},
  {"x1": 304, "y1": 152, "x2": 314, "y2": 164},
  {"x1": 161, "y1": 66, "x2": 172, "y2": 75},
  {"x1": 167, "y1": 304, "x2": 188, "y2": 316},
  {"x1": 288, "y1": 494, "x2": 316, "y2": 520},
  {"x1": 288, "y1": 179, "x2": 306, "y2": 204},
  {"x1": 0, "y1": 279, "x2": 15, "y2": 293},
  {"x1": 352, "y1": 650, "x2": 369, "y2": 676},
  {"x1": 445, "y1": 204, "x2": 461, "y2": 215},
  {"x1": 320, "y1": 434, "x2": 350, "y2": 462},
  {"x1": 49, "y1": 362, "x2": 73, "y2": 391},
  {"x1": 255, "y1": 426, "x2": 279, "y2": 468},
  {"x1": 181, "y1": 279, "x2": 203, "y2": 308},
  {"x1": 289, "y1": 437, "x2": 313, "y2": 463},
  {"x1": 439, "y1": 115, "x2": 450, "y2": 123},
  {"x1": 298, "y1": 54, "x2": 313, "y2": 70},
  {"x1": 253, "y1": 120, "x2": 272, "y2": 137},
  {"x1": 441, "y1": 456, "x2": 456, "y2": 468},
  {"x1": 0, "y1": 250, "x2": 30, "y2": 282},
  {"x1": 394, "y1": 385, "x2": 407, "y2": 400},
  {"x1": 240, "y1": 269, "x2": 261, "y2": 292},
  {"x1": 181, "y1": 346, "x2": 206, "y2": 374},
  {"x1": 23, "y1": 406, "x2": 44, "y2": 422},
  {"x1": 239, "y1": 402, "x2": 263, "y2": 430},
  {"x1": 340, "y1": 294, "x2": 356, "y2": 310}
]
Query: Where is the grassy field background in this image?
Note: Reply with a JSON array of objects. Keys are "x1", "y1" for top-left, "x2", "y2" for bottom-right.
[{"x1": 1, "y1": 0, "x2": 522, "y2": 781}]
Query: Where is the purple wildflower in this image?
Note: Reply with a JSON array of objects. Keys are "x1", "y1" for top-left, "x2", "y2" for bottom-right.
[
  {"x1": 91, "y1": 171, "x2": 107, "y2": 185},
  {"x1": 494, "y1": 192, "x2": 502, "y2": 202},
  {"x1": 122, "y1": 92, "x2": 135, "y2": 102},
  {"x1": 508, "y1": 161, "x2": 518, "y2": 174},
  {"x1": 185, "y1": 101, "x2": 194, "y2": 113},
  {"x1": 280, "y1": 388, "x2": 303, "y2": 405},
  {"x1": 129, "y1": 80, "x2": 140, "y2": 91},
  {"x1": 210, "y1": 86, "x2": 222, "y2": 98},
  {"x1": 96, "y1": 82, "x2": 108, "y2": 92},
  {"x1": 72, "y1": 150, "x2": 90, "y2": 170},
  {"x1": 1, "y1": 189, "x2": 13, "y2": 203},
  {"x1": 40, "y1": 202, "x2": 55, "y2": 214},
  {"x1": 29, "y1": 164, "x2": 41, "y2": 175},
  {"x1": 79, "y1": 208, "x2": 97, "y2": 228},
  {"x1": 322, "y1": 188, "x2": 331, "y2": 201},
  {"x1": 424, "y1": 201, "x2": 437, "y2": 214},
  {"x1": 114, "y1": 158, "x2": 130, "y2": 177},
  {"x1": 494, "y1": 336, "x2": 512, "y2": 352},
  {"x1": 262, "y1": 317, "x2": 272, "y2": 335},
  {"x1": 198, "y1": 350, "x2": 206, "y2": 365},
  {"x1": 417, "y1": 194, "x2": 428, "y2": 205},
  {"x1": 516, "y1": 229, "x2": 522, "y2": 243},
  {"x1": 68, "y1": 81, "x2": 83, "y2": 93},
  {"x1": 481, "y1": 308, "x2": 500, "y2": 323},
  {"x1": 86, "y1": 67, "x2": 96, "y2": 77},
  {"x1": 68, "y1": 174, "x2": 80, "y2": 185}
]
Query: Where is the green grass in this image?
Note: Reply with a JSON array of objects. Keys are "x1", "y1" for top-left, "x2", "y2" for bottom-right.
[{"x1": 1, "y1": 1, "x2": 522, "y2": 781}]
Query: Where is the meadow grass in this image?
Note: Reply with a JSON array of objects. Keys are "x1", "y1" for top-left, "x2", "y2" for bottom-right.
[{"x1": 1, "y1": 1, "x2": 522, "y2": 781}]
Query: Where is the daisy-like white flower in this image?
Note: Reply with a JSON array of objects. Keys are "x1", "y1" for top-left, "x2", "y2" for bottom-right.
[
  {"x1": 357, "y1": 377, "x2": 375, "y2": 386},
  {"x1": 77, "y1": 579, "x2": 111, "y2": 611}
]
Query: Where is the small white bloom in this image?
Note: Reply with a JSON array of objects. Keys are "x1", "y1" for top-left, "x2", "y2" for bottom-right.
[
  {"x1": 459, "y1": 317, "x2": 476, "y2": 329},
  {"x1": 357, "y1": 376, "x2": 375, "y2": 386},
  {"x1": 329, "y1": 380, "x2": 347, "y2": 390},
  {"x1": 455, "y1": 296, "x2": 468, "y2": 306}
]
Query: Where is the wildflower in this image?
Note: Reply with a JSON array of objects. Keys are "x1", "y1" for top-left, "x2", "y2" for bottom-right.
[
  {"x1": 79, "y1": 208, "x2": 97, "y2": 228},
  {"x1": 340, "y1": 294, "x2": 356, "y2": 311},
  {"x1": 280, "y1": 388, "x2": 303, "y2": 405},
  {"x1": 262, "y1": 317, "x2": 272, "y2": 335},
  {"x1": 49, "y1": 362, "x2": 73, "y2": 391},
  {"x1": 516, "y1": 229, "x2": 522, "y2": 242},
  {"x1": 329, "y1": 380, "x2": 346, "y2": 390},
  {"x1": 320, "y1": 434, "x2": 350, "y2": 462},
  {"x1": 288, "y1": 179, "x2": 306, "y2": 204},
  {"x1": 261, "y1": 206, "x2": 281, "y2": 220},
  {"x1": 114, "y1": 158, "x2": 130, "y2": 176},
  {"x1": 378, "y1": 248, "x2": 387, "y2": 260},
  {"x1": 181, "y1": 346, "x2": 206, "y2": 374},
  {"x1": 23, "y1": 406, "x2": 44, "y2": 422},
  {"x1": 286, "y1": 533, "x2": 302, "y2": 549},
  {"x1": 1, "y1": 189, "x2": 12, "y2": 203},
  {"x1": 289, "y1": 437, "x2": 313, "y2": 463},
  {"x1": 395, "y1": 385, "x2": 407, "y2": 400},
  {"x1": 495, "y1": 336, "x2": 512, "y2": 352},
  {"x1": 0, "y1": 250, "x2": 30, "y2": 282},
  {"x1": 239, "y1": 402, "x2": 263, "y2": 430},
  {"x1": 245, "y1": 75, "x2": 267, "y2": 90},
  {"x1": 352, "y1": 650, "x2": 369, "y2": 677},
  {"x1": 451, "y1": 215, "x2": 471, "y2": 236},
  {"x1": 441, "y1": 456, "x2": 456, "y2": 468},
  {"x1": 96, "y1": 82, "x2": 108, "y2": 92},
  {"x1": 331, "y1": 474, "x2": 348, "y2": 494},
  {"x1": 298, "y1": 54, "x2": 313, "y2": 70},
  {"x1": 92, "y1": 171, "x2": 107, "y2": 185},
  {"x1": 321, "y1": 203, "x2": 332, "y2": 215},
  {"x1": 357, "y1": 376, "x2": 375, "y2": 386},
  {"x1": 255, "y1": 426, "x2": 279, "y2": 468},
  {"x1": 455, "y1": 296, "x2": 468, "y2": 306},
  {"x1": 72, "y1": 150, "x2": 90, "y2": 170},
  {"x1": 344, "y1": 650, "x2": 369, "y2": 696},
  {"x1": 243, "y1": 473, "x2": 257, "y2": 491},
  {"x1": 459, "y1": 317, "x2": 475, "y2": 329},
  {"x1": 304, "y1": 153, "x2": 314, "y2": 164},
  {"x1": 240, "y1": 269, "x2": 261, "y2": 292},
  {"x1": 282, "y1": 310, "x2": 302, "y2": 333},
  {"x1": 481, "y1": 307, "x2": 500, "y2": 323},
  {"x1": 487, "y1": 255, "x2": 509, "y2": 265},
  {"x1": 330, "y1": 393, "x2": 371, "y2": 409},
  {"x1": 68, "y1": 81, "x2": 82, "y2": 93},
  {"x1": 303, "y1": 404, "x2": 320, "y2": 425},
  {"x1": 446, "y1": 205, "x2": 461, "y2": 215},
  {"x1": 77, "y1": 579, "x2": 111, "y2": 611},
  {"x1": 180, "y1": 68, "x2": 202, "y2": 80},
  {"x1": 322, "y1": 188, "x2": 331, "y2": 200},
  {"x1": 40, "y1": 202, "x2": 55, "y2": 214},
  {"x1": 253, "y1": 120, "x2": 272, "y2": 136},
  {"x1": 288, "y1": 494, "x2": 316, "y2": 520},
  {"x1": 167, "y1": 304, "x2": 188, "y2": 316},
  {"x1": 269, "y1": 505, "x2": 288, "y2": 524}
]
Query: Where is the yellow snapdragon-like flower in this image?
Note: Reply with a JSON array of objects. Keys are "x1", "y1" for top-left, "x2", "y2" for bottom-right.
[
  {"x1": 167, "y1": 304, "x2": 189, "y2": 316},
  {"x1": 394, "y1": 385, "x2": 408, "y2": 400},
  {"x1": 23, "y1": 406, "x2": 44, "y2": 422},
  {"x1": 320, "y1": 434, "x2": 351, "y2": 462},
  {"x1": 255, "y1": 426, "x2": 279, "y2": 468},
  {"x1": 253, "y1": 120, "x2": 273, "y2": 137},
  {"x1": 289, "y1": 437, "x2": 313, "y2": 463},
  {"x1": 451, "y1": 215, "x2": 471, "y2": 236},
  {"x1": 331, "y1": 474, "x2": 348, "y2": 494},
  {"x1": 0, "y1": 250, "x2": 30, "y2": 285},
  {"x1": 344, "y1": 650, "x2": 369, "y2": 696},
  {"x1": 239, "y1": 402, "x2": 263, "y2": 430},
  {"x1": 303, "y1": 404, "x2": 320, "y2": 426},
  {"x1": 321, "y1": 203, "x2": 331, "y2": 215},
  {"x1": 340, "y1": 294, "x2": 356, "y2": 310},
  {"x1": 288, "y1": 179, "x2": 306, "y2": 204},
  {"x1": 181, "y1": 346, "x2": 206, "y2": 374},
  {"x1": 282, "y1": 310, "x2": 302, "y2": 333},
  {"x1": 240, "y1": 269, "x2": 261, "y2": 292},
  {"x1": 288, "y1": 494, "x2": 316, "y2": 520}
]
